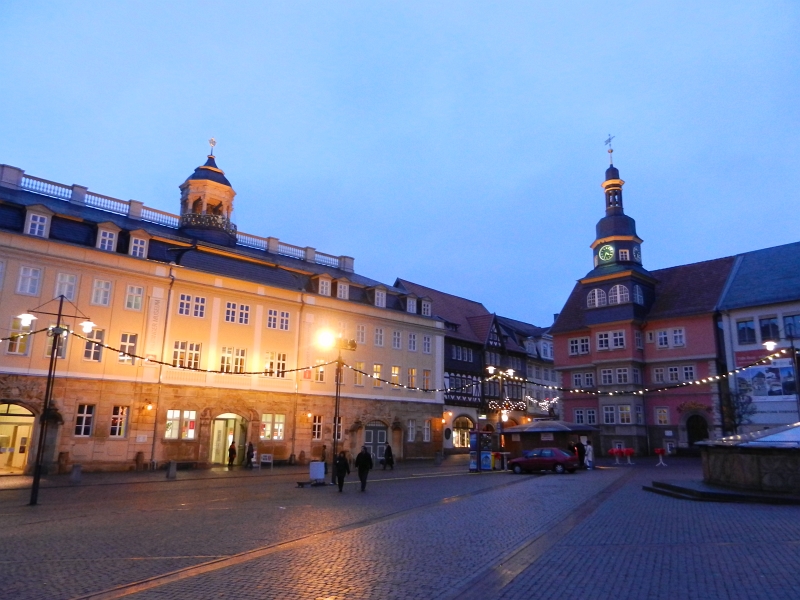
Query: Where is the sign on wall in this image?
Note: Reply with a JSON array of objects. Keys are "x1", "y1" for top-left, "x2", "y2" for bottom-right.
[{"x1": 734, "y1": 356, "x2": 796, "y2": 403}]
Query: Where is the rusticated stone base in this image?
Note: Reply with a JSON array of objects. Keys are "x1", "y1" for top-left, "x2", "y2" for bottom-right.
[{"x1": 702, "y1": 446, "x2": 800, "y2": 494}]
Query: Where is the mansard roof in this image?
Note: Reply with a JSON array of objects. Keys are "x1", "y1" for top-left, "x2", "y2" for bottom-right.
[{"x1": 718, "y1": 241, "x2": 800, "y2": 310}]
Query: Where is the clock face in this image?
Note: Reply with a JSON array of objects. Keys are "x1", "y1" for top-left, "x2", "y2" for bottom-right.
[
  {"x1": 633, "y1": 246, "x2": 642, "y2": 262},
  {"x1": 598, "y1": 245, "x2": 614, "y2": 262}
]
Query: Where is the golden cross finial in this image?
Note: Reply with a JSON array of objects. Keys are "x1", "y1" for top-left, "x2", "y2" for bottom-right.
[{"x1": 604, "y1": 134, "x2": 615, "y2": 163}]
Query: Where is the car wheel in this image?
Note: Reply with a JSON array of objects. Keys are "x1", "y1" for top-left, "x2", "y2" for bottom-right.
[
  {"x1": 553, "y1": 463, "x2": 565, "y2": 474},
  {"x1": 513, "y1": 464, "x2": 522, "y2": 475}
]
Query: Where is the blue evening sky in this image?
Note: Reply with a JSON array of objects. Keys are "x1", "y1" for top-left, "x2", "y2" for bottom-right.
[{"x1": 1, "y1": 2, "x2": 798, "y2": 327}]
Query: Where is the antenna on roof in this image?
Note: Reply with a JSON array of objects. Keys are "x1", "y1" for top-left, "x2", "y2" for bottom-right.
[
  {"x1": 604, "y1": 134, "x2": 615, "y2": 163},
  {"x1": 209, "y1": 137, "x2": 216, "y2": 156}
]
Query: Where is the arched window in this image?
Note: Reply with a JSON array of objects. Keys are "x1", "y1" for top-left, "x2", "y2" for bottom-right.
[
  {"x1": 587, "y1": 289, "x2": 607, "y2": 308},
  {"x1": 608, "y1": 284, "x2": 630, "y2": 305},
  {"x1": 633, "y1": 285, "x2": 644, "y2": 305},
  {"x1": 452, "y1": 416, "x2": 474, "y2": 448}
]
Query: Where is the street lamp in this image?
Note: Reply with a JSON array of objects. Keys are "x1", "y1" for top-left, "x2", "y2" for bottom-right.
[
  {"x1": 19, "y1": 295, "x2": 94, "y2": 506},
  {"x1": 762, "y1": 322, "x2": 800, "y2": 420},
  {"x1": 316, "y1": 330, "x2": 357, "y2": 484}
]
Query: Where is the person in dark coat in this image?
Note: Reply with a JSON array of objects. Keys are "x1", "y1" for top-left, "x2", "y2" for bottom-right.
[
  {"x1": 383, "y1": 444, "x2": 394, "y2": 470},
  {"x1": 355, "y1": 446, "x2": 373, "y2": 491},
  {"x1": 227, "y1": 442, "x2": 237, "y2": 468},
  {"x1": 334, "y1": 451, "x2": 350, "y2": 492},
  {"x1": 576, "y1": 439, "x2": 586, "y2": 468},
  {"x1": 245, "y1": 442, "x2": 255, "y2": 468}
]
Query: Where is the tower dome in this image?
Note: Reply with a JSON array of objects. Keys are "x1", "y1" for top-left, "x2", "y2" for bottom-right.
[{"x1": 178, "y1": 147, "x2": 237, "y2": 246}]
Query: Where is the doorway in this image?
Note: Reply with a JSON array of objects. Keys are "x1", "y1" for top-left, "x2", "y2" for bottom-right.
[
  {"x1": 0, "y1": 403, "x2": 35, "y2": 475},
  {"x1": 686, "y1": 414, "x2": 709, "y2": 446},
  {"x1": 210, "y1": 413, "x2": 247, "y2": 465},
  {"x1": 363, "y1": 420, "x2": 388, "y2": 461}
]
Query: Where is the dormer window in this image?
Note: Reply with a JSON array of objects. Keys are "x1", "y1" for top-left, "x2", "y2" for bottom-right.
[
  {"x1": 407, "y1": 298, "x2": 417, "y2": 314},
  {"x1": 619, "y1": 249, "x2": 629, "y2": 261},
  {"x1": 96, "y1": 223, "x2": 121, "y2": 253},
  {"x1": 130, "y1": 238, "x2": 147, "y2": 258},
  {"x1": 28, "y1": 214, "x2": 48, "y2": 237},
  {"x1": 421, "y1": 300, "x2": 431, "y2": 317},
  {"x1": 336, "y1": 282, "x2": 349, "y2": 300},
  {"x1": 319, "y1": 279, "x2": 331, "y2": 297},
  {"x1": 24, "y1": 206, "x2": 53, "y2": 238},
  {"x1": 375, "y1": 290, "x2": 386, "y2": 308},
  {"x1": 587, "y1": 288, "x2": 607, "y2": 308},
  {"x1": 608, "y1": 284, "x2": 630, "y2": 305}
]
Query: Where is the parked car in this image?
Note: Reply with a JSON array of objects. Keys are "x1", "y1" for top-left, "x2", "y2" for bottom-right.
[{"x1": 508, "y1": 448, "x2": 578, "y2": 474}]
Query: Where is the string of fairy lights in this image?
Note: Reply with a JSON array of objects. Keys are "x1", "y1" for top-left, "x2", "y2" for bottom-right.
[{"x1": 6, "y1": 328, "x2": 796, "y2": 404}]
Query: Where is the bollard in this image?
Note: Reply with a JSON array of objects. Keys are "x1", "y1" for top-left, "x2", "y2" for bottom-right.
[
  {"x1": 69, "y1": 464, "x2": 82, "y2": 484},
  {"x1": 166, "y1": 460, "x2": 177, "y2": 479}
]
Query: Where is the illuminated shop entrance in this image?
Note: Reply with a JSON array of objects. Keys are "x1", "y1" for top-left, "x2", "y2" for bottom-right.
[
  {"x1": 210, "y1": 413, "x2": 247, "y2": 465},
  {"x1": 0, "y1": 403, "x2": 34, "y2": 475},
  {"x1": 453, "y1": 416, "x2": 474, "y2": 448}
]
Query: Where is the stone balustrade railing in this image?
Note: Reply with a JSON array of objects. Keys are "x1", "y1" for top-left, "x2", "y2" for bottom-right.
[{"x1": 0, "y1": 163, "x2": 354, "y2": 273}]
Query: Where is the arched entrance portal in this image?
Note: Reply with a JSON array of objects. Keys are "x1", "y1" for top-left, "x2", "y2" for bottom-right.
[
  {"x1": 210, "y1": 413, "x2": 248, "y2": 465},
  {"x1": 686, "y1": 414, "x2": 709, "y2": 446},
  {"x1": 364, "y1": 420, "x2": 388, "y2": 461},
  {"x1": 0, "y1": 403, "x2": 35, "y2": 475},
  {"x1": 453, "y1": 416, "x2": 474, "y2": 448}
]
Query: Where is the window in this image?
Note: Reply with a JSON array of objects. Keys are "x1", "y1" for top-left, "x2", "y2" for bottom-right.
[
  {"x1": 653, "y1": 367, "x2": 665, "y2": 383},
  {"x1": 225, "y1": 302, "x2": 237, "y2": 323},
  {"x1": 635, "y1": 331, "x2": 643, "y2": 350},
  {"x1": 603, "y1": 406, "x2": 615, "y2": 424},
  {"x1": 423, "y1": 369, "x2": 431, "y2": 389},
  {"x1": 352, "y1": 361, "x2": 364, "y2": 385},
  {"x1": 17, "y1": 266, "x2": 42, "y2": 296},
  {"x1": 423, "y1": 335, "x2": 432, "y2": 354},
  {"x1": 656, "y1": 407, "x2": 669, "y2": 425},
  {"x1": 632, "y1": 368, "x2": 641, "y2": 384},
  {"x1": 130, "y1": 237, "x2": 147, "y2": 258},
  {"x1": 55, "y1": 273, "x2": 77, "y2": 301},
  {"x1": 7, "y1": 317, "x2": 31, "y2": 355},
  {"x1": 190, "y1": 296, "x2": 204, "y2": 317},
  {"x1": 574, "y1": 409, "x2": 585, "y2": 424},
  {"x1": 421, "y1": 301, "x2": 432, "y2": 317},
  {"x1": 608, "y1": 285, "x2": 629, "y2": 305},
  {"x1": 264, "y1": 352, "x2": 287, "y2": 377},
  {"x1": 784, "y1": 315, "x2": 800, "y2": 339},
  {"x1": 408, "y1": 333, "x2": 417, "y2": 352},
  {"x1": 267, "y1": 309, "x2": 278, "y2": 329},
  {"x1": 373, "y1": 364, "x2": 382, "y2": 387},
  {"x1": 312, "y1": 415, "x2": 322, "y2": 440},
  {"x1": 279, "y1": 311, "x2": 290, "y2": 330},
  {"x1": 619, "y1": 405, "x2": 631, "y2": 424},
  {"x1": 597, "y1": 333, "x2": 609, "y2": 350},
  {"x1": 260, "y1": 414, "x2": 285, "y2": 440},
  {"x1": 407, "y1": 298, "x2": 417, "y2": 314},
  {"x1": 75, "y1": 404, "x2": 95, "y2": 436},
  {"x1": 668, "y1": 366, "x2": 679, "y2": 382},
  {"x1": 374, "y1": 328, "x2": 384, "y2": 347},
  {"x1": 672, "y1": 328, "x2": 685, "y2": 347},
  {"x1": 44, "y1": 325, "x2": 67, "y2": 359},
  {"x1": 616, "y1": 368, "x2": 629, "y2": 384},
  {"x1": 392, "y1": 331, "x2": 402, "y2": 350},
  {"x1": 683, "y1": 365, "x2": 695, "y2": 381},
  {"x1": 27, "y1": 213, "x2": 48, "y2": 237},
  {"x1": 119, "y1": 333, "x2": 137, "y2": 364},
  {"x1": 408, "y1": 367, "x2": 417, "y2": 388},
  {"x1": 374, "y1": 290, "x2": 386, "y2": 308},
  {"x1": 337, "y1": 282, "x2": 349, "y2": 300},
  {"x1": 569, "y1": 339, "x2": 580, "y2": 356},
  {"x1": 178, "y1": 294, "x2": 191, "y2": 316},
  {"x1": 657, "y1": 331, "x2": 669, "y2": 348},
  {"x1": 584, "y1": 372, "x2": 595, "y2": 387},
  {"x1": 636, "y1": 405, "x2": 643, "y2": 425},
  {"x1": 760, "y1": 317, "x2": 780, "y2": 343},
  {"x1": 612, "y1": 331, "x2": 625, "y2": 349},
  {"x1": 83, "y1": 329, "x2": 104, "y2": 361},
  {"x1": 98, "y1": 230, "x2": 116, "y2": 251},
  {"x1": 587, "y1": 288, "x2": 607, "y2": 308},
  {"x1": 391, "y1": 366, "x2": 400, "y2": 386},
  {"x1": 334, "y1": 416, "x2": 342, "y2": 441},
  {"x1": 91, "y1": 279, "x2": 111, "y2": 306},
  {"x1": 110, "y1": 406, "x2": 128, "y2": 437},
  {"x1": 221, "y1": 348, "x2": 246, "y2": 373},
  {"x1": 407, "y1": 419, "x2": 416, "y2": 442},
  {"x1": 572, "y1": 372, "x2": 583, "y2": 388},
  {"x1": 586, "y1": 409, "x2": 597, "y2": 425},
  {"x1": 319, "y1": 279, "x2": 331, "y2": 296},
  {"x1": 423, "y1": 420, "x2": 431, "y2": 442},
  {"x1": 164, "y1": 410, "x2": 196, "y2": 440},
  {"x1": 356, "y1": 324, "x2": 366, "y2": 344},
  {"x1": 173, "y1": 341, "x2": 201, "y2": 369},
  {"x1": 125, "y1": 285, "x2": 144, "y2": 311},
  {"x1": 633, "y1": 285, "x2": 644, "y2": 305},
  {"x1": 314, "y1": 360, "x2": 326, "y2": 382},
  {"x1": 619, "y1": 249, "x2": 629, "y2": 261},
  {"x1": 601, "y1": 369, "x2": 613, "y2": 385}
]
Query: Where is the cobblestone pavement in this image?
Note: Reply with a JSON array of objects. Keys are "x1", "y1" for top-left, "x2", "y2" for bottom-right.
[{"x1": 1, "y1": 457, "x2": 799, "y2": 600}]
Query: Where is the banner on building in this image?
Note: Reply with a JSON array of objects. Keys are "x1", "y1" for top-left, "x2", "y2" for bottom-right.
[{"x1": 734, "y1": 357, "x2": 796, "y2": 403}]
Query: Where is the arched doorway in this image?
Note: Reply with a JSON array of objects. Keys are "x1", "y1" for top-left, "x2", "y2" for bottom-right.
[
  {"x1": 452, "y1": 416, "x2": 474, "y2": 448},
  {"x1": 364, "y1": 420, "x2": 388, "y2": 461},
  {"x1": 686, "y1": 414, "x2": 709, "y2": 446},
  {"x1": 209, "y1": 413, "x2": 248, "y2": 465},
  {"x1": 0, "y1": 403, "x2": 35, "y2": 475}
]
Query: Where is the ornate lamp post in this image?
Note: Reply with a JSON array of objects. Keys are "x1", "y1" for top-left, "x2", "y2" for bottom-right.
[{"x1": 17, "y1": 295, "x2": 94, "y2": 506}]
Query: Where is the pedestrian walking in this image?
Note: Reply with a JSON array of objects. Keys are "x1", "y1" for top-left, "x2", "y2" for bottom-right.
[
  {"x1": 245, "y1": 442, "x2": 255, "y2": 468},
  {"x1": 227, "y1": 442, "x2": 237, "y2": 468},
  {"x1": 383, "y1": 444, "x2": 394, "y2": 470},
  {"x1": 321, "y1": 444, "x2": 328, "y2": 474},
  {"x1": 585, "y1": 440, "x2": 594, "y2": 470},
  {"x1": 576, "y1": 439, "x2": 586, "y2": 468},
  {"x1": 355, "y1": 445, "x2": 373, "y2": 491},
  {"x1": 334, "y1": 451, "x2": 350, "y2": 492}
]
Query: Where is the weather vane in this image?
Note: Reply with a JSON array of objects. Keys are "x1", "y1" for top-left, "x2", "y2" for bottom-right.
[
  {"x1": 209, "y1": 138, "x2": 216, "y2": 156},
  {"x1": 604, "y1": 134, "x2": 615, "y2": 163}
]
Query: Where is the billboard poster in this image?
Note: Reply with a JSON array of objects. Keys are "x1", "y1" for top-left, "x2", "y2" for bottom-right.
[{"x1": 734, "y1": 358, "x2": 796, "y2": 402}]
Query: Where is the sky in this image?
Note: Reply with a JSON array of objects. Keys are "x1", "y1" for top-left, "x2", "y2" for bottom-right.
[{"x1": 1, "y1": 2, "x2": 798, "y2": 327}]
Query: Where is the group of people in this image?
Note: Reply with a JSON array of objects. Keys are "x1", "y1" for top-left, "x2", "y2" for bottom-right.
[
  {"x1": 227, "y1": 442, "x2": 256, "y2": 468},
  {"x1": 570, "y1": 439, "x2": 594, "y2": 469},
  {"x1": 334, "y1": 445, "x2": 385, "y2": 492}
]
